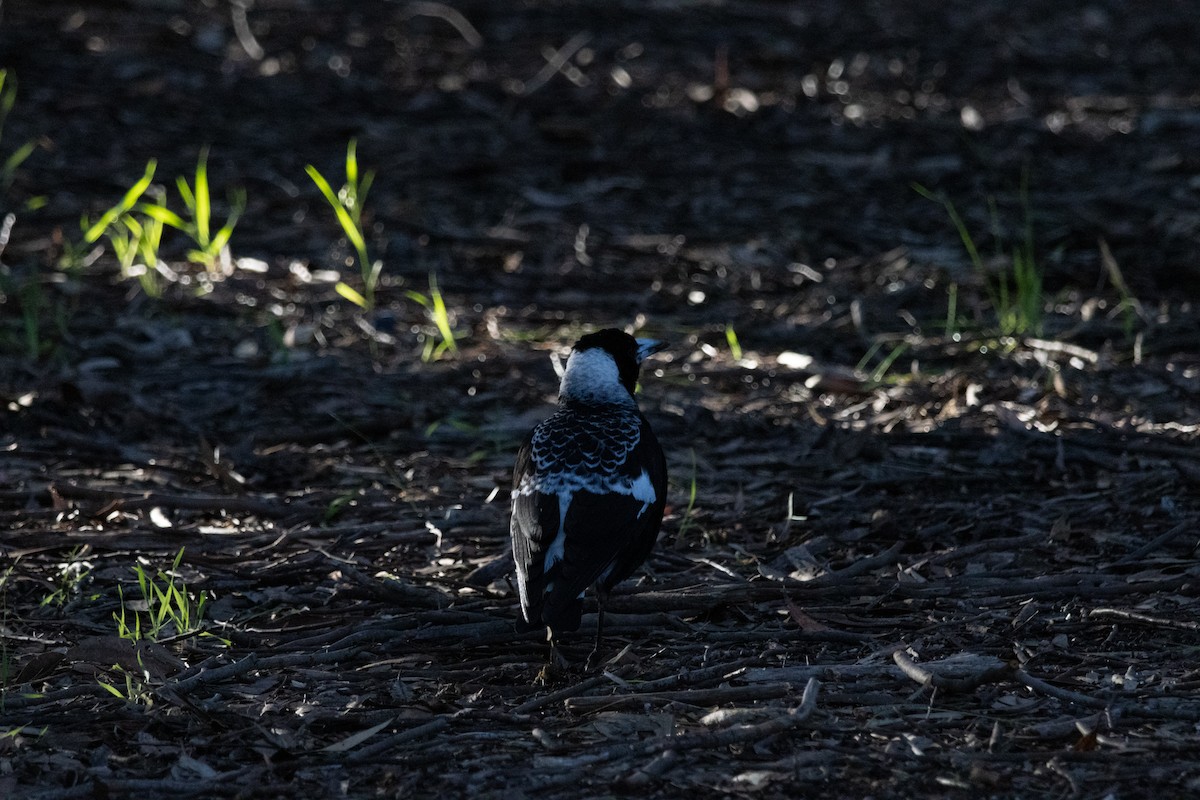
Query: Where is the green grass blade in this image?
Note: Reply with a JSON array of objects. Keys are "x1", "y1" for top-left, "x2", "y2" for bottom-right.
[
  {"x1": 194, "y1": 147, "x2": 211, "y2": 246},
  {"x1": 2, "y1": 139, "x2": 36, "y2": 180},
  {"x1": 306, "y1": 165, "x2": 368, "y2": 256},
  {"x1": 336, "y1": 281, "x2": 368, "y2": 308},
  {"x1": 429, "y1": 273, "x2": 457, "y2": 353},
  {"x1": 97, "y1": 681, "x2": 126, "y2": 700},
  {"x1": 945, "y1": 282, "x2": 958, "y2": 338},
  {"x1": 137, "y1": 202, "x2": 189, "y2": 231},
  {"x1": 210, "y1": 188, "x2": 246, "y2": 253},
  {"x1": 912, "y1": 182, "x2": 983, "y2": 271},
  {"x1": 724, "y1": 324, "x2": 742, "y2": 360},
  {"x1": 175, "y1": 175, "x2": 195, "y2": 213},
  {"x1": 84, "y1": 160, "x2": 157, "y2": 243},
  {"x1": 345, "y1": 138, "x2": 359, "y2": 187},
  {"x1": 358, "y1": 170, "x2": 375, "y2": 211},
  {"x1": 871, "y1": 342, "x2": 909, "y2": 383},
  {"x1": 306, "y1": 164, "x2": 341, "y2": 212}
]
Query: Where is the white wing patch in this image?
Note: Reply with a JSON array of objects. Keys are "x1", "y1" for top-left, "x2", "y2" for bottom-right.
[
  {"x1": 542, "y1": 489, "x2": 573, "y2": 577},
  {"x1": 630, "y1": 468, "x2": 656, "y2": 514}
]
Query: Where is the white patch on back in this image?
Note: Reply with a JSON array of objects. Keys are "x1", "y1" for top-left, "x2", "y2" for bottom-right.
[{"x1": 559, "y1": 348, "x2": 635, "y2": 406}]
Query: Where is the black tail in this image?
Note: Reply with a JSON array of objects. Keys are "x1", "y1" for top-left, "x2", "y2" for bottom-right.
[{"x1": 540, "y1": 590, "x2": 584, "y2": 633}]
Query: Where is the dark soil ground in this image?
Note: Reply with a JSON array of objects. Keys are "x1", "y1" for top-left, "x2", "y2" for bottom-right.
[{"x1": 3, "y1": 1, "x2": 1200, "y2": 797}]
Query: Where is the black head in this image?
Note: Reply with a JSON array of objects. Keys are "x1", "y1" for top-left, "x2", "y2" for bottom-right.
[{"x1": 572, "y1": 328, "x2": 666, "y2": 396}]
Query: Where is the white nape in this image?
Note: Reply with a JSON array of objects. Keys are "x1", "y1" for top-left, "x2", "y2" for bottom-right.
[{"x1": 558, "y1": 347, "x2": 635, "y2": 406}]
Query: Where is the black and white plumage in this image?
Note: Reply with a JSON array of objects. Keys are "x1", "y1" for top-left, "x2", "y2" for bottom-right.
[{"x1": 510, "y1": 329, "x2": 667, "y2": 646}]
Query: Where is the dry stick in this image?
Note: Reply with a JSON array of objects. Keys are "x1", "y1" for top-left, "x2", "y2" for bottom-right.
[
  {"x1": 0, "y1": 683, "x2": 112, "y2": 711},
  {"x1": 818, "y1": 541, "x2": 905, "y2": 582},
  {"x1": 621, "y1": 678, "x2": 820, "y2": 759},
  {"x1": 92, "y1": 767, "x2": 260, "y2": 793},
  {"x1": 1087, "y1": 606, "x2": 1200, "y2": 632},
  {"x1": 1015, "y1": 669, "x2": 1109, "y2": 710},
  {"x1": 166, "y1": 653, "x2": 259, "y2": 693},
  {"x1": 49, "y1": 482, "x2": 308, "y2": 518},
  {"x1": 926, "y1": 530, "x2": 1044, "y2": 567},
  {"x1": 256, "y1": 646, "x2": 364, "y2": 669},
  {"x1": 399, "y1": 1, "x2": 483, "y2": 48},
  {"x1": 892, "y1": 650, "x2": 1012, "y2": 693},
  {"x1": 528, "y1": 679, "x2": 822, "y2": 788},
  {"x1": 630, "y1": 656, "x2": 763, "y2": 692},
  {"x1": 522, "y1": 31, "x2": 591, "y2": 95},
  {"x1": 622, "y1": 749, "x2": 678, "y2": 788},
  {"x1": 565, "y1": 683, "x2": 793, "y2": 713},
  {"x1": 606, "y1": 541, "x2": 906, "y2": 614},
  {"x1": 345, "y1": 716, "x2": 453, "y2": 764},
  {"x1": 513, "y1": 674, "x2": 611, "y2": 715},
  {"x1": 1116, "y1": 521, "x2": 1192, "y2": 564}
]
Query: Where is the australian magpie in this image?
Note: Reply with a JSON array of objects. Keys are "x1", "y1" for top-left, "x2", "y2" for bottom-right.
[{"x1": 510, "y1": 328, "x2": 667, "y2": 663}]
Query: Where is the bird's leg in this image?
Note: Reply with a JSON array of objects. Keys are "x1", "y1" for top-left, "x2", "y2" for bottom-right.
[
  {"x1": 586, "y1": 592, "x2": 607, "y2": 671},
  {"x1": 535, "y1": 627, "x2": 569, "y2": 685}
]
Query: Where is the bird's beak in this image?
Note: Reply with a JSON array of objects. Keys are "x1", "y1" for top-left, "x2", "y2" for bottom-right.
[{"x1": 635, "y1": 338, "x2": 668, "y2": 363}]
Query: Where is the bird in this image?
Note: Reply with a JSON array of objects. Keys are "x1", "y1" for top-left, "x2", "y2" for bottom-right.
[{"x1": 510, "y1": 328, "x2": 668, "y2": 665}]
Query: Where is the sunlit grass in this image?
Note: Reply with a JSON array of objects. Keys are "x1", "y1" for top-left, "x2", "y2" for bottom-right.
[
  {"x1": 113, "y1": 548, "x2": 209, "y2": 643},
  {"x1": 97, "y1": 662, "x2": 153, "y2": 706},
  {"x1": 80, "y1": 160, "x2": 157, "y2": 248},
  {"x1": 74, "y1": 159, "x2": 165, "y2": 294},
  {"x1": 406, "y1": 272, "x2": 459, "y2": 361},
  {"x1": 724, "y1": 323, "x2": 743, "y2": 361},
  {"x1": 69, "y1": 152, "x2": 245, "y2": 293},
  {"x1": 139, "y1": 147, "x2": 245, "y2": 273},
  {"x1": 306, "y1": 139, "x2": 380, "y2": 310}
]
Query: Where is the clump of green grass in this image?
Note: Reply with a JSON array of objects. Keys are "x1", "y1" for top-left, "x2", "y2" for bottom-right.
[
  {"x1": 97, "y1": 662, "x2": 154, "y2": 706},
  {"x1": 306, "y1": 139, "x2": 380, "y2": 310},
  {"x1": 139, "y1": 147, "x2": 245, "y2": 273},
  {"x1": 406, "y1": 272, "x2": 459, "y2": 361},
  {"x1": 914, "y1": 173, "x2": 1042, "y2": 339},
  {"x1": 113, "y1": 548, "x2": 209, "y2": 643},
  {"x1": 80, "y1": 159, "x2": 158, "y2": 249},
  {"x1": 70, "y1": 151, "x2": 244, "y2": 292},
  {"x1": 72, "y1": 159, "x2": 165, "y2": 294}
]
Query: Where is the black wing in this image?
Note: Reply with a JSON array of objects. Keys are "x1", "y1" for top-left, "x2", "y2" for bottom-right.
[
  {"x1": 540, "y1": 416, "x2": 667, "y2": 632},
  {"x1": 509, "y1": 435, "x2": 560, "y2": 629}
]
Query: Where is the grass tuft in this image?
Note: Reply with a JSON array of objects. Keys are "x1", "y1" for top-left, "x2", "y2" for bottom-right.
[
  {"x1": 406, "y1": 272, "x2": 459, "y2": 361},
  {"x1": 914, "y1": 174, "x2": 1043, "y2": 338},
  {"x1": 139, "y1": 147, "x2": 245, "y2": 273},
  {"x1": 307, "y1": 139, "x2": 380, "y2": 310},
  {"x1": 113, "y1": 548, "x2": 209, "y2": 643}
]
